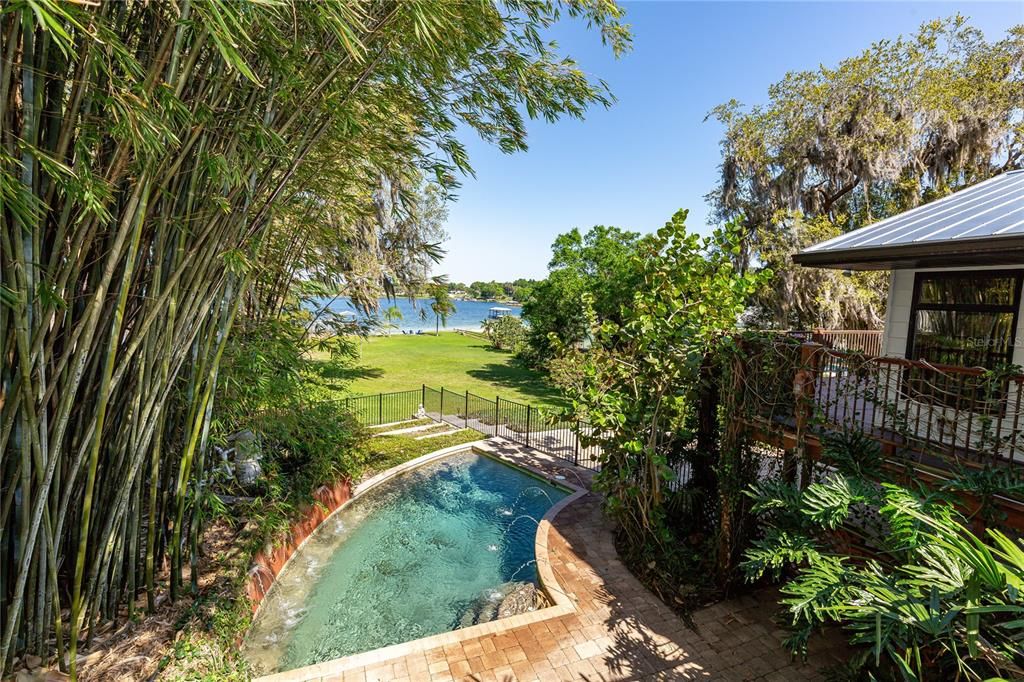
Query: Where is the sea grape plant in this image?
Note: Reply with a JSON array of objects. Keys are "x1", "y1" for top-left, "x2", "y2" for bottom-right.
[{"x1": 555, "y1": 210, "x2": 766, "y2": 550}]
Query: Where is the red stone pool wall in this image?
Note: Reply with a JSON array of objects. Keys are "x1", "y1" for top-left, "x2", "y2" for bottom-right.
[{"x1": 244, "y1": 478, "x2": 352, "y2": 611}]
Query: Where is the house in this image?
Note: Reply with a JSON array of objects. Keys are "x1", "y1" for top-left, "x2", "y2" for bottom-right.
[
  {"x1": 794, "y1": 169, "x2": 1024, "y2": 369},
  {"x1": 738, "y1": 170, "x2": 1024, "y2": 524}
]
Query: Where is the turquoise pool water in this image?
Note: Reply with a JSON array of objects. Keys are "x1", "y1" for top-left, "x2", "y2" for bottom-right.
[{"x1": 243, "y1": 451, "x2": 568, "y2": 673}]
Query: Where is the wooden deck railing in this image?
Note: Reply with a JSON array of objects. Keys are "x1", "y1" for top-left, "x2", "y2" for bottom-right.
[
  {"x1": 738, "y1": 338, "x2": 1024, "y2": 474},
  {"x1": 808, "y1": 329, "x2": 883, "y2": 356},
  {"x1": 782, "y1": 329, "x2": 883, "y2": 356}
]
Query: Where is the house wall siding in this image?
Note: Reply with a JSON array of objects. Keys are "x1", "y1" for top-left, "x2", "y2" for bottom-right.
[{"x1": 881, "y1": 264, "x2": 1024, "y2": 366}]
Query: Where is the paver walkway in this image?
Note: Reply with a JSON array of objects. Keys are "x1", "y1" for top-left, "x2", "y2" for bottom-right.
[{"x1": 276, "y1": 441, "x2": 848, "y2": 682}]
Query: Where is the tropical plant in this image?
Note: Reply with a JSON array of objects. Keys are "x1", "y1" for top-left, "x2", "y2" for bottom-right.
[
  {"x1": 744, "y1": 464, "x2": 1024, "y2": 680},
  {"x1": 427, "y1": 284, "x2": 456, "y2": 335}
]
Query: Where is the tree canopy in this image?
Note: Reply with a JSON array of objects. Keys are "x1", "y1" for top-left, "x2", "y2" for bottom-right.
[
  {"x1": 710, "y1": 16, "x2": 1024, "y2": 328},
  {"x1": 521, "y1": 224, "x2": 645, "y2": 363},
  {"x1": 552, "y1": 212, "x2": 764, "y2": 548}
]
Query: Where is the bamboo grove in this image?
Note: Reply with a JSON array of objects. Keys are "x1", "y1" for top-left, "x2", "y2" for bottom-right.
[{"x1": 0, "y1": 0, "x2": 629, "y2": 674}]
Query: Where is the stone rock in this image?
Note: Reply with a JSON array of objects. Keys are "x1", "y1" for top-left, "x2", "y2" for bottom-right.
[
  {"x1": 498, "y1": 582, "x2": 538, "y2": 619},
  {"x1": 458, "y1": 582, "x2": 539, "y2": 628},
  {"x1": 459, "y1": 597, "x2": 498, "y2": 628}
]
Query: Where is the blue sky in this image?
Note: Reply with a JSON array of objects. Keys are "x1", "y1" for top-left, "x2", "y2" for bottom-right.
[{"x1": 438, "y1": 1, "x2": 1024, "y2": 284}]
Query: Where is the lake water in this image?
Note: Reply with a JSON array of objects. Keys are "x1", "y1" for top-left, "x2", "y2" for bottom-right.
[{"x1": 313, "y1": 297, "x2": 521, "y2": 333}]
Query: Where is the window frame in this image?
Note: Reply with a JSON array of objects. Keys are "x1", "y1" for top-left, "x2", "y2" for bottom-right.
[{"x1": 905, "y1": 269, "x2": 1024, "y2": 370}]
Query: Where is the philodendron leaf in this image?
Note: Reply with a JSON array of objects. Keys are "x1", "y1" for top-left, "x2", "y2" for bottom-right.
[{"x1": 966, "y1": 576, "x2": 981, "y2": 658}]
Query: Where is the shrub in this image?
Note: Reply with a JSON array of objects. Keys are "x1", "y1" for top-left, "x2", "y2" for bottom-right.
[
  {"x1": 553, "y1": 212, "x2": 764, "y2": 555},
  {"x1": 253, "y1": 401, "x2": 366, "y2": 496},
  {"x1": 215, "y1": 312, "x2": 368, "y2": 512},
  {"x1": 483, "y1": 315, "x2": 527, "y2": 352}
]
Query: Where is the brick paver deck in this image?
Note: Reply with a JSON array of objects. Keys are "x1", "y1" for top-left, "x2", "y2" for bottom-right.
[{"x1": 263, "y1": 441, "x2": 848, "y2": 682}]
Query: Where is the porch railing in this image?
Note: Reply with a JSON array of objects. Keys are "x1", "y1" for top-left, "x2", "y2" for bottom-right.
[{"x1": 739, "y1": 338, "x2": 1024, "y2": 473}]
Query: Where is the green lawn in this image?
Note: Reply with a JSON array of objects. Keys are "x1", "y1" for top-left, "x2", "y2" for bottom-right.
[{"x1": 330, "y1": 332, "x2": 564, "y2": 408}]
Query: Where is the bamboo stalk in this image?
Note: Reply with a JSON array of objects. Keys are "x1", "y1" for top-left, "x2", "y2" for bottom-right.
[{"x1": 0, "y1": 1, "x2": 627, "y2": 673}]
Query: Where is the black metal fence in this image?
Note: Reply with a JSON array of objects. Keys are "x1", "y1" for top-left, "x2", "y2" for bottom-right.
[
  {"x1": 256, "y1": 387, "x2": 694, "y2": 486},
  {"x1": 345, "y1": 385, "x2": 692, "y2": 487},
  {"x1": 343, "y1": 389, "x2": 423, "y2": 427},
  {"x1": 343, "y1": 384, "x2": 603, "y2": 470},
  {"x1": 344, "y1": 382, "x2": 679, "y2": 483}
]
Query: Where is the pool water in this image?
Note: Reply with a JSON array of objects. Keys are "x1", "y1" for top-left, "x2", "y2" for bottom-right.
[{"x1": 243, "y1": 451, "x2": 568, "y2": 673}]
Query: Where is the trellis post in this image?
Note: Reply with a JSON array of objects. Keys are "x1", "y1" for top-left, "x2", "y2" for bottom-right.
[
  {"x1": 794, "y1": 342, "x2": 822, "y2": 489},
  {"x1": 573, "y1": 422, "x2": 580, "y2": 466},
  {"x1": 694, "y1": 350, "x2": 720, "y2": 492},
  {"x1": 716, "y1": 343, "x2": 748, "y2": 585}
]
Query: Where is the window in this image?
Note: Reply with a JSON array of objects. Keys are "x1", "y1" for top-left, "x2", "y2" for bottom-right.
[{"x1": 907, "y1": 271, "x2": 1023, "y2": 370}]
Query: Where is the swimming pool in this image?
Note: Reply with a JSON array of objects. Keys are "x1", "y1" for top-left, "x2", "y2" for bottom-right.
[{"x1": 243, "y1": 450, "x2": 568, "y2": 674}]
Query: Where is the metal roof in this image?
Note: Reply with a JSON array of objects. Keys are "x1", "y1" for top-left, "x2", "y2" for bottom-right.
[{"x1": 793, "y1": 170, "x2": 1024, "y2": 270}]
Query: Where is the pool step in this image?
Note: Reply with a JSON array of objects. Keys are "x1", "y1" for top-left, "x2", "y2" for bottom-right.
[
  {"x1": 367, "y1": 418, "x2": 428, "y2": 432},
  {"x1": 374, "y1": 421, "x2": 447, "y2": 437},
  {"x1": 414, "y1": 425, "x2": 468, "y2": 440}
]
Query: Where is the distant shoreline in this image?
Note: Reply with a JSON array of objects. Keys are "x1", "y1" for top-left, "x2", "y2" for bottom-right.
[
  {"x1": 442, "y1": 296, "x2": 523, "y2": 306},
  {"x1": 371, "y1": 326, "x2": 485, "y2": 337},
  {"x1": 325, "y1": 294, "x2": 522, "y2": 306},
  {"x1": 318, "y1": 296, "x2": 522, "y2": 334}
]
